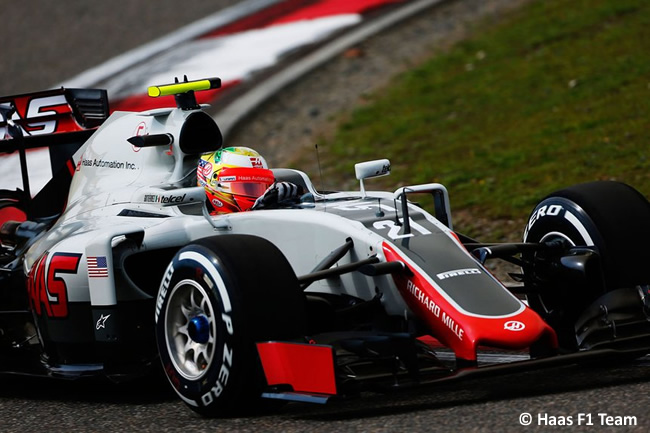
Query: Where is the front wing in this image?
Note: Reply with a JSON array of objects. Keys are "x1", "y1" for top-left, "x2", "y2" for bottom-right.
[{"x1": 256, "y1": 335, "x2": 650, "y2": 403}]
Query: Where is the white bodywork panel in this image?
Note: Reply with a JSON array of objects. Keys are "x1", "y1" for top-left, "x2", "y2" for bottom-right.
[{"x1": 22, "y1": 105, "x2": 450, "y2": 323}]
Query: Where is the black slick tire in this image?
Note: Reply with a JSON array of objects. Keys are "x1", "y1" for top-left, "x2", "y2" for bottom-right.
[
  {"x1": 523, "y1": 181, "x2": 650, "y2": 350},
  {"x1": 154, "y1": 234, "x2": 306, "y2": 417}
]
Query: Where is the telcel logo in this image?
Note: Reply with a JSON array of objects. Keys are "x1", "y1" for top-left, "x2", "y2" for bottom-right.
[
  {"x1": 504, "y1": 320, "x2": 526, "y2": 331},
  {"x1": 160, "y1": 194, "x2": 186, "y2": 204}
]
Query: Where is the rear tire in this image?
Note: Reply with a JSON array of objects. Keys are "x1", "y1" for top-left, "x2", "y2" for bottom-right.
[{"x1": 155, "y1": 235, "x2": 306, "y2": 417}]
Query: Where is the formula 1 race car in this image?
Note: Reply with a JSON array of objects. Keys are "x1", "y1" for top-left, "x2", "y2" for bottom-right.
[{"x1": 1, "y1": 78, "x2": 649, "y2": 417}]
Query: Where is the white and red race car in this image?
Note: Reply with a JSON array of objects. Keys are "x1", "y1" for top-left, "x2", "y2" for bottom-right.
[{"x1": 1, "y1": 78, "x2": 649, "y2": 417}]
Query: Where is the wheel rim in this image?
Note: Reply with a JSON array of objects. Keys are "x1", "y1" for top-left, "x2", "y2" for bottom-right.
[
  {"x1": 540, "y1": 231, "x2": 576, "y2": 247},
  {"x1": 165, "y1": 279, "x2": 217, "y2": 380}
]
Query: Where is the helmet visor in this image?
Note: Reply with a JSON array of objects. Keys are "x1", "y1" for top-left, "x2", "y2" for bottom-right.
[{"x1": 217, "y1": 167, "x2": 275, "y2": 198}]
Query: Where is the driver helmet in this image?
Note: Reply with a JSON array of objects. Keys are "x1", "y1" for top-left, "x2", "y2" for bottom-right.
[{"x1": 197, "y1": 147, "x2": 275, "y2": 213}]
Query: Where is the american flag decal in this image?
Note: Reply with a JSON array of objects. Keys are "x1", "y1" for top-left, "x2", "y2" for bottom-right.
[{"x1": 87, "y1": 256, "x2": 109, "y2": 278}]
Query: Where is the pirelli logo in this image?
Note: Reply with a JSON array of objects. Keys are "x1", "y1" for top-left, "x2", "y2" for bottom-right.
[{"x1": 436, "y1": 268, "x2": 481, "y2": 280}]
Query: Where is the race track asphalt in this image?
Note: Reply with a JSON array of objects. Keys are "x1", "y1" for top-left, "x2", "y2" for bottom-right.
[
  {"x1": 1, "y1": 356, "x2": 649, "y2": 432},
  {"x1": 2, "y1": 1, "x2": 650, "y2": 432},
  {"x1": 1, "y1": 0, "x2": 242, "y2": 96}
]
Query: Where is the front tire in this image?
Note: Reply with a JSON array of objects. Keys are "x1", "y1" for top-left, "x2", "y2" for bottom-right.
[
  {"x1": 523, "y1": 181, "x2": 650, "y2": 350},
  {"x1": 155, "y1": 235, "x2": 306, "y2": 417}
]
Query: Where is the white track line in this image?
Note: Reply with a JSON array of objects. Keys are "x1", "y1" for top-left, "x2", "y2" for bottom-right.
[
  {"x1": 57, "y1": 0, "x2": 284, "y2": 89},
  {"x1": 214, "y1": 0, "x2": 447, "y2": 135}
]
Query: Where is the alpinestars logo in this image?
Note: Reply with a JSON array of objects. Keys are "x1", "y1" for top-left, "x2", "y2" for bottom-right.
[{"x1": 96, "y1": 314, "x2": 111, "y2": 330}]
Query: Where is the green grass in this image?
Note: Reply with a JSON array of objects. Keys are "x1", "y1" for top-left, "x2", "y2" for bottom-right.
[{"x1": 318, "y1": 0, "x2": 650, "y2": 222}]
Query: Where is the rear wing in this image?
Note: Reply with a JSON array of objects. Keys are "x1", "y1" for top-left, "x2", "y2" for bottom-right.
[
  {"x1": 0, "y1": 87, "x2": 109, "y2": 151},
  {"x1": 0, "y1": 88, "x2": 109, "y2": 218}
]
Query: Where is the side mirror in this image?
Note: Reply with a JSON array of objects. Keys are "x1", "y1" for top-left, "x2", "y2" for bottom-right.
[{"x1": 354, "y1": 159, "x2": 391, "y2": 197}]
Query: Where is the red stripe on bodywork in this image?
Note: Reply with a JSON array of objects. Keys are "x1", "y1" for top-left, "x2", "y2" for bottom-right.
[
  {"x1": 382, "y1": 242, "x2": 557, "y2": 361},
  {"x1": 0, "y1": 206, "x2": 26, "y2": 225},
  {"x1": 257, "y1": 341, "x2": 337, "y2": 395},
  {"x1": 66, "y1": 158, "x2": 76, "y2": 176}
]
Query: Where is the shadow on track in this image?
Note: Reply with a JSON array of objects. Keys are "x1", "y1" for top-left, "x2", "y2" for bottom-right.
[
  {"x1": 285, "y1": 356, "x2": 650, "y2": 421},
  {"x1": 0, "y1": 370, "x2": 176, "y2": 405},
  {"x1": 0, "y1": 356, "x2": 648, "y2": 423}
]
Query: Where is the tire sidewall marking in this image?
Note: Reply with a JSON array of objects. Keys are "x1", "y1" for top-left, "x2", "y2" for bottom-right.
[
  {"x1": 155, "y1": 244, "x2": 237, "y2": 409},
  {"x1": 524, "y1": 198, "x2": 599, "y2": 247}
]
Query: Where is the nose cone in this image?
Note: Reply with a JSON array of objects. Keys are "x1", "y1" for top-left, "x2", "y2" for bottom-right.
[{"x1": 466, "y1": 306, "x2": 558, "y2": 357}]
